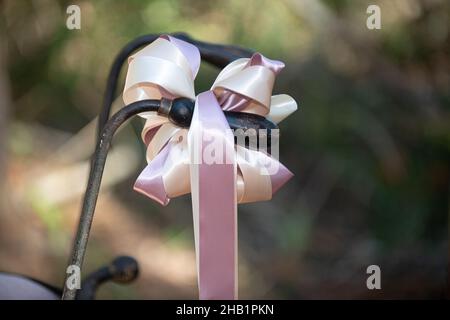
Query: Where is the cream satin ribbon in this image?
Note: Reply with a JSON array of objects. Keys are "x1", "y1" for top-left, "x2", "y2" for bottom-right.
[{"x1": 123, "y1": 35, "x2": 297, "y2": 299}]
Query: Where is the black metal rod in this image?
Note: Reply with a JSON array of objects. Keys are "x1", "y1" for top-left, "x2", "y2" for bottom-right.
[
  {"x1": 97, "y1": 32, "x2": 254, "y2": 142},
  {"x1": 174, "y1": 32, "x2": 255, "y2": 68},
  {"x1": 62, "y1": 100, "x2": 160, "y2": 300}
]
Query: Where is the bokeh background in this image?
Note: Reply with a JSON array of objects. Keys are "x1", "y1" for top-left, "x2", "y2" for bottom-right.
[{"x1": 0, "y1": 0, "x2": 448, "y2": 299}]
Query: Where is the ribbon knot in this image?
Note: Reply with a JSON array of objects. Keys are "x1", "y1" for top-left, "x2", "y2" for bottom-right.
[{"x1": 123, "y1": 35, "x2": 297, "y2": 299}]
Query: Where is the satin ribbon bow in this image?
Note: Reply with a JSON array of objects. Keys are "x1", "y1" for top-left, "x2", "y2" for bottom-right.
[{"x1": 123, "y1": 35, "x2": 297, "y2": 299}]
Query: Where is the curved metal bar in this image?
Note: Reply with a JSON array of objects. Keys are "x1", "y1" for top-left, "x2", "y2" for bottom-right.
[
  {"x1": 173, "y1": 32, "x2": 255, "y2": 68},
  {"x1": 97, "y1": 32, "x2": 254, "y2": 142},
  {"x1": 62, "y1": 100, "x2": 161, "y2": 300}
]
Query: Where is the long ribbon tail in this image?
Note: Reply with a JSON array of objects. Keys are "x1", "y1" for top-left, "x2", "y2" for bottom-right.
[{"x1": 188, "y1": 91, "x2": 237, "y2": 300}]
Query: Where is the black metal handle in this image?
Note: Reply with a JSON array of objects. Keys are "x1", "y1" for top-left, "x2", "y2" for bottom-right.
[
  {"x1": 76, "y1": 256, "x2": 139, "y2": 300},
  {"x1": 167, "y1": 98, "x2": 277, "y2": 131},
  {"x1": 167, "y1": 98, "x2": 277, "y2": 151}
]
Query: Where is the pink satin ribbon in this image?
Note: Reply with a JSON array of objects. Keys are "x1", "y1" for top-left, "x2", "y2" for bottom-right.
[
  {"x1": 123, "y1": 35, "x2": 297, "y2": 299},
  {"x1": 189, "y1": 91, "x2": 237, "y2": 299}
]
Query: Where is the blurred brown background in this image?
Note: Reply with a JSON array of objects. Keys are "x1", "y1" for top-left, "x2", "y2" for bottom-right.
[{"x1": 0, "y1": 0, "x2": 448, "y2": 299}]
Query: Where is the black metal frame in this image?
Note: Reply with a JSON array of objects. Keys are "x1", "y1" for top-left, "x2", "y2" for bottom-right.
[{"x1": 62, "y1": 33, "x2": 255, "y2": 300}]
